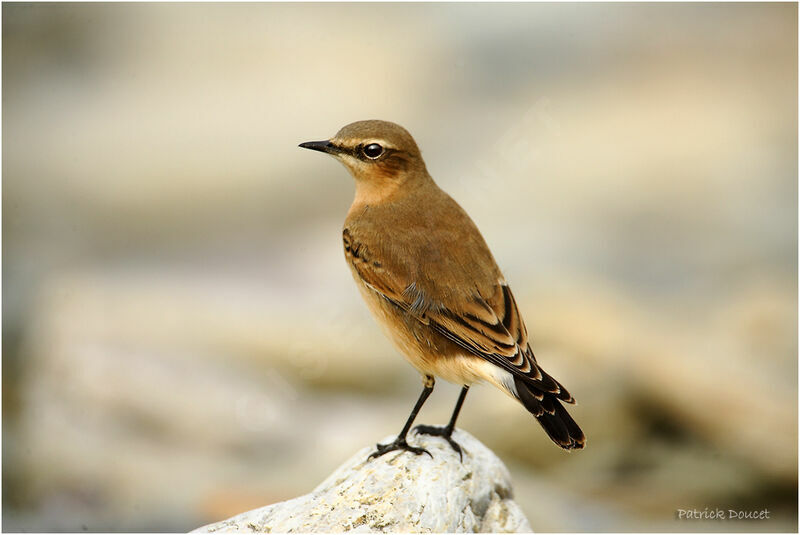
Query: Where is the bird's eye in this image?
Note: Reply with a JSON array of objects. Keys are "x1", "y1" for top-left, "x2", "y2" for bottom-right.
[{"x1": 363, "y1": 143, "x2": 384, "y2": 159}]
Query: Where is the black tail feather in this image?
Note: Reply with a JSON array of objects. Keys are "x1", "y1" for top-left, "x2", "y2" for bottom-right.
[{"x1": 514, "y1": 376, "x2": 585, "y2": 450}]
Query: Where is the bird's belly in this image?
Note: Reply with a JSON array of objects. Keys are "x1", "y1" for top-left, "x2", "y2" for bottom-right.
[{"x1": 353, "y1": 278, "x2": 498, "y2": 387}]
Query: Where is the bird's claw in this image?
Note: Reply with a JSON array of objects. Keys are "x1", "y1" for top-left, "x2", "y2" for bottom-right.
[
  {"x1": 368, "y1": 438, "x2": 432, "y2": 460},
  {"x1": 413, "y1": 424, "x2": 464, "y2": 461}
]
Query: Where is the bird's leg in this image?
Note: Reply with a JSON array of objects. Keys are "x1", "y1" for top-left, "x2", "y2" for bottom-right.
[
  {"x1": 368, "y1": 375, "x2": 435, "y2": 460},
  {"x1": 414, "y1": 385, "x2": 470, "y2": 460}
]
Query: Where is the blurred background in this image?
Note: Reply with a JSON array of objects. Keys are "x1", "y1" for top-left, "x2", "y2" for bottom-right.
[{"x1": 2, "y1": 3, "x2": 797, "y2": 532}]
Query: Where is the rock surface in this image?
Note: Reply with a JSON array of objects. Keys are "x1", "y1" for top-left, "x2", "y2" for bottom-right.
[{"x1": 193, "y1": 430, "x2": 532, "y2": 533}]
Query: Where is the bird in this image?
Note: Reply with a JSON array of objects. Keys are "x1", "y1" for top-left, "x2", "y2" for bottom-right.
[{"x1": 299, "y1": 120, "x2": 585, "y2": 459}]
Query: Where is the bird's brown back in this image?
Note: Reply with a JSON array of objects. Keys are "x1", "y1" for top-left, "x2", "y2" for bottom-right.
[{"x1": 344, "y1": 177, "x2": 505, "y2": 318}]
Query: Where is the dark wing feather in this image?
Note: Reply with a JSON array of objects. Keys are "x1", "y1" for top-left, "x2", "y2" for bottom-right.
[{"x1": 428, "y1": 286, "x2": 574, "y2": 403}]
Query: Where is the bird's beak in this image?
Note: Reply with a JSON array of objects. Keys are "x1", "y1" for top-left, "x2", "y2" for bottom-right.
[{"x1": 299, "y1": 139, "x2": 340, "y2": 155}]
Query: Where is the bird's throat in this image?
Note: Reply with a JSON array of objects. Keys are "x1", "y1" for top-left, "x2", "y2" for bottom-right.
[{"x1": 351, "y1": 176, "x2": 405, "y2": 206}]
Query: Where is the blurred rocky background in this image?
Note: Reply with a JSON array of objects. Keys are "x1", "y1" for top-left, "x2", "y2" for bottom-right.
[{"x1": 2, "y1": 3, "x2": 797, "y2": 532}]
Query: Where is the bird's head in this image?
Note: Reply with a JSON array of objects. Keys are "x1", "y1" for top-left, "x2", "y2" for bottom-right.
[{"x1": 299, "y1": 120, "x2": 429, "y2": 199}]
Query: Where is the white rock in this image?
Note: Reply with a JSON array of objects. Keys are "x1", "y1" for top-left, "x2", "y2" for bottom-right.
[{"x1": 193, "y1": 430, "x2": 532, "y2": 533}]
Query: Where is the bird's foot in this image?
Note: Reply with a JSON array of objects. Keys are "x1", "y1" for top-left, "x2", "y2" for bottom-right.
[
  {"x1": 367, "y1": 437, "x2": 432, "y2": 460},
  {"x1": 413, "y1": 425, "x2": 464, "y2": 460}
]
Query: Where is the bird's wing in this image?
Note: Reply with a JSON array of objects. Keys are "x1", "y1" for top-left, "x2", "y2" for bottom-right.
[
  {"x1": 344, "y1": 228, "x2": 572, "y2": 402},
  {"x1": 428, "y1": 284, "x2": 574, "y2": 403}
]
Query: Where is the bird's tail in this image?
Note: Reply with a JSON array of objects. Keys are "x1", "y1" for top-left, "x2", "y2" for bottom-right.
[{"x1": 513, "y1": 375, "x2": 586, "y2": 450}]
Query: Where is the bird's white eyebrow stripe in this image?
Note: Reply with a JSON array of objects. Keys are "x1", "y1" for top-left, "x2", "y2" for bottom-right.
[
  {"x1": 337, "y1": 138, "x2": 395, "y2": 150},
  {"x1": 366, "y1": 139, "x2": 391, "y2": 147},
  {"x1": 332, "y1": 140, "x2": 405, "y2": 164}
]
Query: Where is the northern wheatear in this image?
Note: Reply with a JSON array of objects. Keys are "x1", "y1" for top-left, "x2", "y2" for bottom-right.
[{"x1": 300, "y1": 120, "x2": 585, "y2": 459}]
